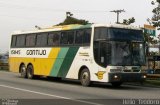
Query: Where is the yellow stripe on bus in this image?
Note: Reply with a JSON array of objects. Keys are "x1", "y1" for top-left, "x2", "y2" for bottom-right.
[
  {"x1": 48, "y1": 48, "x2": 60, "y2": 58},
  {"x1": 9, "y1": 48, "x2": 61, "y2": 76}
]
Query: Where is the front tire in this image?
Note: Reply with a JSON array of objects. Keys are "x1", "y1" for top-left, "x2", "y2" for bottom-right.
[
  {"x1": 20, "y1": 64, "x2": 27, "y2": 78},
  {"x1": 27, "y1": 65, "x2": 34, "y2": 79},
  {"x1": 80, "y1": 68, "x2": 91, "y2": 86}
]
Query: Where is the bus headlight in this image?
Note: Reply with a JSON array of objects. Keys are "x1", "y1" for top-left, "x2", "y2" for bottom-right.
[
  {"x1": 142, "y1": 75, "x2": 147, "y2": 79},
  {"x1": 114, "y1": 75, "x2": 118, "y2": 79},
  {"x1": 113, "y1": 75, "x2": 121, "y2": 80}
]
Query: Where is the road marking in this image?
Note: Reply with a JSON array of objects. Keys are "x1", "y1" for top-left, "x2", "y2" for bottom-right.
[{"x1": 0, "y1": 84, "x2": 103, "y2": 105}]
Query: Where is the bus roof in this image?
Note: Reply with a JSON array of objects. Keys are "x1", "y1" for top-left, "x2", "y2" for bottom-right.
[
  {"x1": 12, "y1": 23, "x2": 141, "y2": 35},
  {"x1": 93, "y1": 24, "x2": 141, "y2": 30}
]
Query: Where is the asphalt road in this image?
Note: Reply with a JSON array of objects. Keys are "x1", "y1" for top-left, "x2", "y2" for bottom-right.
[{"x1": 0, "y1": 71, "x2": 160, "y2": 105}]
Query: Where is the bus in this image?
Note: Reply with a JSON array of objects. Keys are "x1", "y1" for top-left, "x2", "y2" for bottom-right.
[{"x1": 9, "y1": 24, "x2": 146, "y2": 87}]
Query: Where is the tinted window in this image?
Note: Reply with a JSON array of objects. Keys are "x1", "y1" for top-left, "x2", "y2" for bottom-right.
[
  {"x1": 109, "y1": 28, "x2": 144, "y2": 41},
  {"x1": 48, "y1": 32, "x2": 60, "y2": 46},
  {"x1": 94, "y1": 27, "x2": 108, "y2": 40},
  {"x1": 26, "y1": 34, "x2": 36, "y2": 47},
  {"x1": 75, "y1": 30, "x2": 83, "y2": 45},
  {"x1": 36, "y1": 33, "x2": 48, "y2": 46},
  {"x1": 83, "y1": 29, "x2": 91, "y2": 45},
  {"x1": 11, "y1": 36, "x2": 17, "y2": 47},
  {"x1": 60, "y1": 32, "x2": 68, "y2": 44},
  {"x1": 68, "y1": 31, "x2": 74, "y2": 44},
  {"x1": 16, "y1": 35, "x2": 26, "y2": 47},
  {"x1": 60, "y1": 31, "x2": 74, "y2": 45}
]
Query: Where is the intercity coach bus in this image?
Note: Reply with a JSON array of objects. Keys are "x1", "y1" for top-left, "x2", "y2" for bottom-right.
[{"x1": 9, "y1": 24, "x2": 146, "y2": 87}]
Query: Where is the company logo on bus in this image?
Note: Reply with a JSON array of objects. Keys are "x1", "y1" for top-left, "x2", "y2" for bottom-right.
[
  {"x1": 26, "y1": 50, "x2": 46, "y2": 55},
  {"x1": 95, "y1": 71, "x2": 106, "y2": 80}
]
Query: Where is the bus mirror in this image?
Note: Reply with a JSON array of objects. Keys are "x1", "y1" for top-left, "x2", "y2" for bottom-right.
[{"x1": 101, "y1": 57, "x2": 104, "y2": 63}]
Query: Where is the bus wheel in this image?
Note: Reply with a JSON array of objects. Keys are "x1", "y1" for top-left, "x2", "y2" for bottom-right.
[
  {"x1": 27, "y1": 65, "x2": 34, "y2": 79},
  {"x1": 20, "y1": 64, "x2": 27, "y2": 78},
  {"x1": 111, "y1": 82, "x2": 122, "y2": 87},
  {"x1": 80, "y1": 68, "x2": 91, "y2": 86}
]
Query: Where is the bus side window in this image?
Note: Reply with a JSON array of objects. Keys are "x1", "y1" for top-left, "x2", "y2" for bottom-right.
[
  {"x1": 75, "y1": 30, "x2": 83, "y2": 45},
  {"x1": 100, "y1": 42, "x2": 111, "y2": 67},
  {"x1": 83, "y1": 29, "x2": 91, "y2": 46},
  {"x1": 93, "y1": 41, "x2": 99, "y2": 63},
  {"x1": 68, "y1": 31, "x2": 74, "y2": 45},
  {"x1": 60, "y1": 32, "x2": 68, "y2": 45},
  {"x1": 60, "y1": 31, "x2": 74, "y2": 45},
  {"x1": 26, "y1": 34, "x2": 36, "y2": 47},
  {"x1": 36, "y1": 33, "x2": 47, "y2": 47},
  {"x1": 11, "y1": 36, "x2": 17, "y2": 48},
  {"x1": 16, "y1": 35, "x2": 26, "y2": 47},
  {"x1": 94, "y1": 41, "x2": 111, "y2": 67},
  {"x1": 48, "y1": 32, "x2": 60, "y2": 46}
]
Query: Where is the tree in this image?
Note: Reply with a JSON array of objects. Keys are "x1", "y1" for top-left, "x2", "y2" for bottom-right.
[
  {"x1": 151, "y1": 0, "x2": 160, "y2": 30},
  {"x1": 58, "y1": 12, "x2": 90, "y2": 25},
  {"x1": 122, "y1": 17, "x2": 135, "y2": 25},
  {"x1": 144, "y1": 1, "x2": 160, "y2": 46},
  {"x1": 144, "y1": 33, "x2": 158, "y2": 44}
]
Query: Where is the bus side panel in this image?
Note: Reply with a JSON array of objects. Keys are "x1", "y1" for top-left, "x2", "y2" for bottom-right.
[
  {"x1": 9, "y1": 48, "x2": 60, "y2": 76},
  {"x1": 65, "y1": 47, "x2": 90, "y2": 79},
  {"x1": 9, "y1": 57, "x2": 20, "y2": 73},
  {"x1": 34, "y1": 48, "x2": 60, "y2": 76},
  {"x1": 9, "y1": 57, "x2": 36, "y2": 73},
  {"x1": 49, "y1": 48, "x2": 69, "y2": 77},
  {"x1": 66, "y1": 47, "x2": 109, "y2": 82},
  {"x1": 49, "y1": 47, "x2": 79, "y2": 78},
  {"x1": 65, "y1": 47, "x2": 100, "y2": 80}
]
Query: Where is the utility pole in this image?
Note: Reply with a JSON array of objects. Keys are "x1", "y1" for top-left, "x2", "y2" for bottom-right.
[{"x1": 110, "y1": 9, "x2": 125, "y2": 24}]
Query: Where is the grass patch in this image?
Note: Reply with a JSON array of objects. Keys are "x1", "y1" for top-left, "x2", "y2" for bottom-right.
[
  {"x1": 0, "y1": 69, "x2": 9, "y2": 71},
  {"x1": 0, "y1": 65, "x2": 9, "y2": 71},
  {"x1": 145, "y1": 80, "x2": 160, "y2": 86}
]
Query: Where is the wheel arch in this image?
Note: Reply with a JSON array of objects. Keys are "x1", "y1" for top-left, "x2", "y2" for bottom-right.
[
  {"x1": 78, "y1": 65, "x2": 90, "y2": 80},
  {"x1": 19, "y1": 62, "x2": 25, "y2": 73},
  {"x1": 27, "y1": 63, "x2": 34, "y2": 73},
  {"x1": 27, "y1": 63, "x2": 33, "y2": 68}
]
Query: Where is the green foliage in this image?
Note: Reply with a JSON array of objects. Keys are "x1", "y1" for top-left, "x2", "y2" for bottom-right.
[
  {"x1": 151, "y1": 0, "x2": 160, "y2": 30},
  {"x1": 146, "y1": 1, "x2": 160, "y2": 45},
  {"x1": 123, "y1": 17, "x2": 135, "y2": 25},
  {"x1": 144, "y1": 32, "x2": 158, "y2": 44},
  {"x1": 58, "y1": 15, "x2": 89, "y2": 25}
]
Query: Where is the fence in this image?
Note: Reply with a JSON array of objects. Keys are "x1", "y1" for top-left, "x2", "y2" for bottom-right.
[{"x1": 0, "y1": 63, "x2": 9, "y2": 70}]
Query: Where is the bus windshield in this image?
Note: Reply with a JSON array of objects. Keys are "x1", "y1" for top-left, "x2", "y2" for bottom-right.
[
  {"x1": 94, "y1": 27, "x2": 145, "y2": 67},
  {"x1": 110, "y1": 41, "x2": 145, "y2": 66}
]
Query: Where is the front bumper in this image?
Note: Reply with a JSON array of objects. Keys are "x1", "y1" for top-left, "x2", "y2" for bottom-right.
[{"x1": 108, "y1": 73, "x2": 146, "y2": 82}]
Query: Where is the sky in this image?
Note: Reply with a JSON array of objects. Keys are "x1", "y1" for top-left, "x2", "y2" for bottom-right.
[{"x1": 0, "y1": 0, "x2": 156, "y2": 53}]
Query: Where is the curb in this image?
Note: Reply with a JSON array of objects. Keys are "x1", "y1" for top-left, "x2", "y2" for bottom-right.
[{"x1": 125, "y1": 81, "x2": 160, "y2": 88}]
